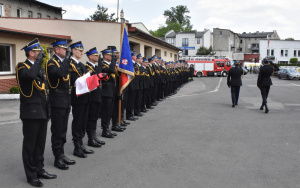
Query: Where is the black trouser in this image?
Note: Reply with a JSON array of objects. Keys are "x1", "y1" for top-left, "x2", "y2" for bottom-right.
[
  {"x1": 22, "y1": 119, "x2": 47, "y2": 181},
  {"x1": 87, "y1": 102, "x2": 101, "y2": 132},
  {"x1": 141, "y1": 88, "x2": 147, "y2": 110},
  {"x1": 260, "y1": 86, "x2": 270, "y2": 105},
  {"x1": 122, "y1": 89, "x2": 128, "y2": 120},
  {"x1": 126, "y1": 89, "x2": 136, "y2": 118},
  {"x1": 149, "y1": 85, "x2": 154, "y2": 105},
  {"x1": 231, "y1": 86, "x2": 240, "y2": 105},
  {"x1": 134, "y1": 89, "x2": 141, "y2": 115},
  {"x1": 101, "y1": 96, "x2": 114, "y2": 130},
  {"x1": 112, "y1": 94, "x2": 121, "y2": 125},
  {"x1": 72, "y1": 103, "x2": 89, "y2": 141},
  {"x1": 51, "y1": 107, "x2": 70, "y2": 151}
]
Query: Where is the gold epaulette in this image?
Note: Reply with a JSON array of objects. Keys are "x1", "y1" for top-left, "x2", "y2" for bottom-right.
[{"x1": 70, "y1": 62, "x2": 83, "y2": 77}]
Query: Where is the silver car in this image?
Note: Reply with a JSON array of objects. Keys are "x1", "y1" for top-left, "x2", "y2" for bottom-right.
[{"x1": 278, "y1": 68, "x2": 300, "y2": 80}]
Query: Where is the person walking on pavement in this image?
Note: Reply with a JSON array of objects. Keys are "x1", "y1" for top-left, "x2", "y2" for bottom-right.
[
  {"x1": 227, "y1": 61, "x2": 243, "y2": 107},
  {"x1": 257, "y1": 59, "x2": 279, "y2": 113}
]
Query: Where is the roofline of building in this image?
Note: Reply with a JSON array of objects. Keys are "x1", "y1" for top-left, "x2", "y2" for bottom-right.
[
  {"x1": 33, "y1": 0, "x2": 62, "y2": 11},
  {"x1": 260, "y1": 39, "x2": 300, "y2": 42},
  {"x1": 0, "y1": 27, "x2": 72, "y2": 41},
  {"x1": 128, "y1": 26, "x2": 182, "y2": 51}
]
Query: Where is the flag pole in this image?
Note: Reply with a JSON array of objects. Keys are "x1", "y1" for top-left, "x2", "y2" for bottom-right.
[{"x1": 118, "y1": 23, "x2": 125, "y2": 125}]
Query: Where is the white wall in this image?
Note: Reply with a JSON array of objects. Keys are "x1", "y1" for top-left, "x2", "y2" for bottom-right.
[{"x1": 260, "y1": 39, "x2": 300, "y2": 63}]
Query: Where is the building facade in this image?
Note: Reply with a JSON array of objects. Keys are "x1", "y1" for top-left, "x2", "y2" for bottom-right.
[
  {"x1": 0, "y1": 0, "x2": 63, "y2": 19},
  {"x1": 213, "y1": 28, "x2": 280, "y2": 61},
  {"x1": 260, "y1": 39, "x2": 300, "y2": 64},
  {"x1": 164, "y1": 29, "x2": 212, "y2": 58},
  {"x1": 0, "y1": 17, "x2": 181, "y2": 93}
]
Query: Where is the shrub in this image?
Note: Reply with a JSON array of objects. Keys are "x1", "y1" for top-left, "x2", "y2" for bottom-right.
[
  {"x1": 290, "y1": 58, "x2": 298, "y2": 64},
  {"x1": 10, "y1": 86, "x2": 19, "y2": 94}
]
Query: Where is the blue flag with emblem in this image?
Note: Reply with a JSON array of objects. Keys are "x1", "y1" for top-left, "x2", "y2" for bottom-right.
[{"x1": 118, "y1": 24, "x2": 135, "y2": 94}]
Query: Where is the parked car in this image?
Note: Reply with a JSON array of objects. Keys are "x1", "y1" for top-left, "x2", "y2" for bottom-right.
[{"x1": 278, "y1": 68, "x2": 300, "y2": 80}]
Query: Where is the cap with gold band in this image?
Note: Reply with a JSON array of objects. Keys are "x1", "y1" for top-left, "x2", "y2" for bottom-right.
[
  {"x1": 51, "y1": 40, "x2": 68, "y2": 48},
  {"x1": 70, "y1": 41, "x2": 84, "y2": 50},
  {"x1": 21, "y1": 38, "x2": 43, "y2": 52},
  {"x1": 101, "y1": 49, "x2": 112, "y2": 55},
  {"x1": 86, "y1": 47, "x2": 100, "y2": 56}
]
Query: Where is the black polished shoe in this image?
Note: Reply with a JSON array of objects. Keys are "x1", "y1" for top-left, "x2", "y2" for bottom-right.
[
  {"x1": 152, "y1": 102, "x2": 157, "y2": 106},
  {"x1": 147, "y1": 106, "x2": 154, "y2": 109},
  {"x1": 260, "y1": 105, "x2": 264, "y2": 110},
  {"x1": 126, "y1": 116, "x2": 136, "y2": 121},
  {"x1": 112, "y1": 125, "x2": 124, "y2": 132},
  {"x1": 61, "y1": 155, "x2": 76, "y2": 165},
  {"x1": 265, "y1": 104, "x2": 269, "y2": 114},
  {"x1": 88, "y1": 139, "x2": 102, "y2": 148},
  {"x1": 27, "y1": 178, "x2": 43, "y2": 187},
  {"x1": 232, "y1": 104, "x2": 235, "y2": 108},
  {"x1": 134, "y1": 113, "x2": 143, "y2": 117},
  {"x1": 94, "y1": 136, "x2": 106, "y2": 145},
  {"x1": 122, "y1": 120, "x2": 130, "y2": 125},
  {"x1": 102, "y1": 130, "x2": 114, "y2": 138},
  {"x1": 120, "y1": 121, "x2": 127, "y2": 127},
  {"x1": 54, "y1": 157, "x2": 69, "y2": 170},
  {"x1": 141, "y1": 109, "x2": 148, "y2": 113},
  {"x1": 81, "y1": 145, "x2": 94, "y2": 154},
  {"x1": 73, "y1": 148, "x2": 87, "y2": 158},
  {"x1": 108, "y1": 130, "x2": 117, "y2": 136},
  {"x1": 37, "y1": 171, "x2": 57, "y2": 179}
]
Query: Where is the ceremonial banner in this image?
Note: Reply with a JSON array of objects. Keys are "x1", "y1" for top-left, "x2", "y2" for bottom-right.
[{"x1": 117, "y1": 24, "x2": 135, "y2": 94}]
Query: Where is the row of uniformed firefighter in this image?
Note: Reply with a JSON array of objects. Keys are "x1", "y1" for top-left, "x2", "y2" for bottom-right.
[{"x1": 16, "y1": 38, "x2": 191, "y2": 187}]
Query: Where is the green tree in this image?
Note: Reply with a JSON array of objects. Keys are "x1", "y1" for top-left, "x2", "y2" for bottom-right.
[
  {"x1": 290, "y1": 58, "x2": 298, "y2": 64},
  {"x1": 86, "y1": 5, "x2": 117, "y2": 22},
  {"x1": 285, "y1": 37, "x2": 294, "y2": 41},
  {"x1": 196, "y1": 46, "x2": 214, "y2": 55},
  {"x1": 150, "y1": 5, "x2": 193, "y2": 37},
  {"x1": 164, "y1": 5, "x2": 193, "y2": 31}
]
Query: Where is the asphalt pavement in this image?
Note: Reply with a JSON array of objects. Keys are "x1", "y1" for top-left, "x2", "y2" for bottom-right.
[{"x1": 0, "y1": 74, "x2": 299, "y2": 188}]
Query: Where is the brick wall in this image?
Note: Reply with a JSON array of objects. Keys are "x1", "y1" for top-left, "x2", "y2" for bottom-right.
[{"x1": 0, "y1": 78, "x2": 17, "y2": 93}]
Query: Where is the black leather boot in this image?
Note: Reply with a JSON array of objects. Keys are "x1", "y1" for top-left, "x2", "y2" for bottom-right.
[
  {"x1": 92, "y1": 131, "x2": 105, "y2": 145},
  {"x1": 73, "y1": 140, "x2": 87, "y2": 158},
  {"x1": 61, "y1": 147, "x2": 76, "y2": 165},
  {"x1": 87, "y1": 131, "x2": 102, "y2": 148},
  {"x1": 53, "y1": 148, "x2": 69, "y2": 170},
  {"x1": 260, "y1": 102, "x2": 264, "y2": 110},
  {"x1": 265, "y1": 104, "x2": 269, "y2": 113},
  {"x1": 112, "y1": 123, "x2": 125, "y2": 132},
  {"x1": 80, "y1": 139, "x2": 94, "y2": 154}
]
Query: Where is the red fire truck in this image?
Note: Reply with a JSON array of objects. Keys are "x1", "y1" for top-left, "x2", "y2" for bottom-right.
[{"x1": 187, "y1": 57, "x2": 232, "y2": 77}]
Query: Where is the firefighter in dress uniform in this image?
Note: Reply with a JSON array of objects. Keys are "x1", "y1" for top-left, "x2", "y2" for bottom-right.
[
  {"x1": 17, "y1": 38, "x2": 56, "y2": 187},
  {"x1": 85, "y1": 47, "x2": 106, "y2": 148},
  {"x1": 69, "y1": 41, "x2": 94, "y2": 158},
  {"x1": 227, "y1": 61, "x2": 243, "y2": 107},
  {"x1": 46, "y1": 40, "x2": 76, "y2": 170}
]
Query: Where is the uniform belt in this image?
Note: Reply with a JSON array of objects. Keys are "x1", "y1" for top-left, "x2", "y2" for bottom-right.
[{"x1": 52, "y1": 88, "x2": 70, "y2": 94}]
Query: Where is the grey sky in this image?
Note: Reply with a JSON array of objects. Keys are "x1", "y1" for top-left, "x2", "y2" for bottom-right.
[{"x1": 42, "y1": 0, "x2": 299, "y2": 39}]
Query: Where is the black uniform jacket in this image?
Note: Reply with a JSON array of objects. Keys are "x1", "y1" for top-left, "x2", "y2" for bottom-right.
[
  {"x1": 147, "y1": 65, "x2": 155, "y2": 87},
  {"x1": 69, "y1": 58, "x2": 89, "y2": 104},
  {"x1": 227, "y1": 66, "x2": 243, "y2": 87},
  {"x1": 101, "y1": 60, "x2": 116, "y2": 97},
  {"x1": 16, "y1": 59, "x2": 48, "y2": 119},
  {"x1": 46, "y1": 54, "x2": 71, "y2": 108},
  {"x1": 86, "y1": 62, "x2": 102, "y2": 103},
  {"x1": 257, "y1": 64, "x2": 279, "y2": 87},
  {"x1": 133, "y1": 62, "x2": 141, "y2": 90}
]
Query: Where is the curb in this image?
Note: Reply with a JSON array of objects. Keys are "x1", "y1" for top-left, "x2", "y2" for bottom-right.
[{"x1": 0, "y1": 94, "x2": 20, "y2": 100}]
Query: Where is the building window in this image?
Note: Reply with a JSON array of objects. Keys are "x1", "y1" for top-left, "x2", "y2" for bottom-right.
[
  {"x1": 184, "y1": 50, "x2": 188, "y2": 56},
  {"x1": 170, "y1": 38, "x2": 174, "y2": 45},
  {"x1": 267, "y1": 49, "x2": 270, "y2": 56},
  {"x1": 164, "y1": 51, "x2": 167, "y2": 56},
  {"x1": 0, "y1": 44, "x2": 12, "y2": 74},
  {"x1": 240, "y1": 39, "x2": 243, "y2": 44},
  {"x1": 197, "y1": 38, "x2": 200, "y2": 44},
  {"x1": 28, "y1": 11, "x2": 33, "y2": 18},
  {"x1": 298, "y1": 50, "x2": 300, "y2": 57},
  {"x1": 182, "y1": 38, "x2": 188, "y2": 47},
  {"x1": 47, "y1": 15, "x2": 50, "y2": 19},
  {"x1": 285, "y1": 50, "x2": 288, "y2": 57},
  {"x1": 271, "y1": 49, "x2": 274, "y2": 56},
  {"x1": 220, "y1": 31, "x2": 222, "y2": 35},
  {"x1": 17, "y1": 8, "x2": 22, "y2": 17},
  {"x1": 281, "y1": 50, "x2": 284, "y2": 56},
  {"x1": 294, "y1": 50, "x2": 297, "y2": 57},
  {"x1": 37, "y1": 13, "x2": 41, "y2": 18},
  {"x1": 0, "y1": 4, "x2": 4, "y2": 17},
  {"x1": 170, "y1": 53, "x2": 172, "y2": 58}
]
